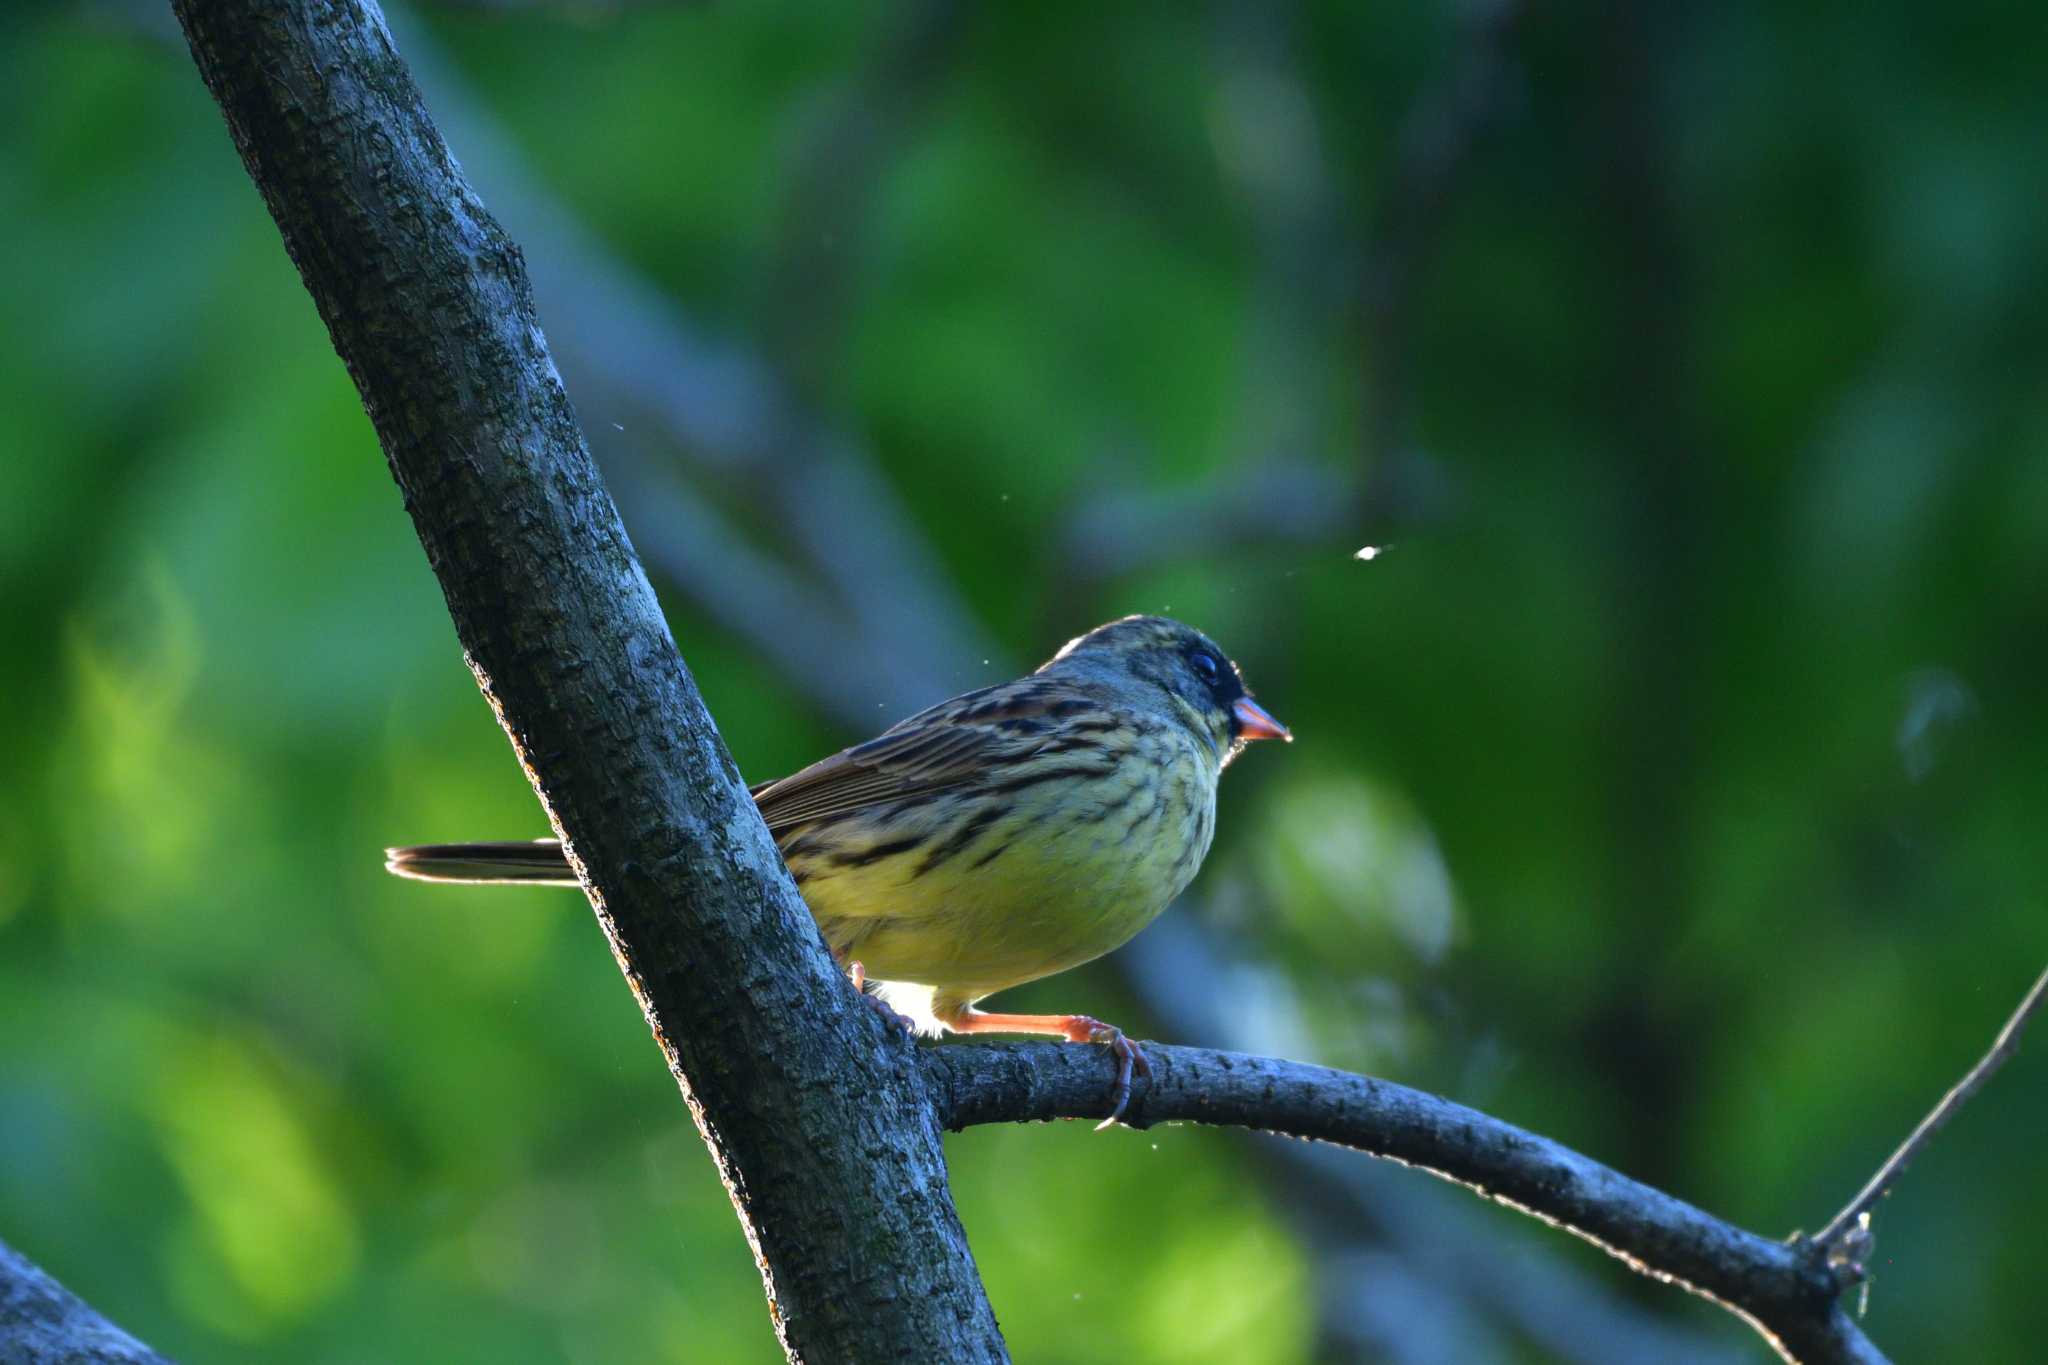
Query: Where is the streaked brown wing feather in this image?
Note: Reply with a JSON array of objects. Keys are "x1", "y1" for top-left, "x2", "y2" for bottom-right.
[{"x1": 751, "y1": 678, "x2": 1103, "y2": 833}]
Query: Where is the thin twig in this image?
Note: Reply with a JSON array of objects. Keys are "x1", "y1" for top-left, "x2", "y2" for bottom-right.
[
  {"x1": 103, "y1": 5, "x2": 1993, "y2": 1362},
  {"x1": 1814, "y1": 964, "x2": 2048, "y2": 1254},
  {"x1": 376, "y1": 18, "x2": 1835, "y2": 1358}
]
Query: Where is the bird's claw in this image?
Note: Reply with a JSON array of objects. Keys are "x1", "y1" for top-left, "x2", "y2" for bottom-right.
[
  {"x1": 848, "y1": 961, "x2": 917, "y2": 1037},
  {"x1": 1066, "y1": 1016, "x2": 1150, "y2": 1131},
  {"x1": 863, "y1": 994, "x2": 919, "y2": 1036}
]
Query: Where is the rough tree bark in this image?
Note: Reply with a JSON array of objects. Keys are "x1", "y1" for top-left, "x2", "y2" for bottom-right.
[
  {"x1": 139, "y1": 3, "x2": 2025, "y2": 1364},
  {"x1": 0, "y1": 1239, "x2": 172, "y2": 1365},
  {"x1": 168, "y1": 1, "x2": 1005, "y2": 1360},
  {"x1": 923, "y1": 1044, "x2": 1885, "y2": 1365}
]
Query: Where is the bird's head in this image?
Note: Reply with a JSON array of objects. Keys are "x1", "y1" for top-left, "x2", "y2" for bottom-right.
[{"x1": 1043, "y1": 615, "x2": 1290, "y2": 766}]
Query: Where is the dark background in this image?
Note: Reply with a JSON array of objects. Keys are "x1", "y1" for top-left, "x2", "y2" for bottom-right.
[{"x1": 4, "y1": 1, "x2": 2044, "y2": 1361}]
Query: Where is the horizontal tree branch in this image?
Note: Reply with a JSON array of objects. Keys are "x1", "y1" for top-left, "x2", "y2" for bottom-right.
[
  {"x1": 923, "y1": 1042, "x2": 1886, "y2": 1365},
  {"x1": 360, "y1": 24, "x2": 1741, "y2": 1357},
  {"x1": 152, "y1": 7, "x2": 2023, "y2": 1365},
  {"x1": 1118, "y1": 916, "x2": 1747, "y2": 1364}
]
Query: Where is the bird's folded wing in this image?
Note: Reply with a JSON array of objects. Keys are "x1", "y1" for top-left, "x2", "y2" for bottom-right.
[{"x1": 751, "y1": 678, "x2": 1108, "y2": 833}]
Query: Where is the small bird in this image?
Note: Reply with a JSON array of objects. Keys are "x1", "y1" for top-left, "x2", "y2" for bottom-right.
[{"x1": 386, "y1": 615, "x2": 1289, "y2": 1123}]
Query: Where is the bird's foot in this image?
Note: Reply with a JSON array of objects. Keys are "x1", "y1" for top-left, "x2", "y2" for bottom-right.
[
  {"x1": 933, "y1": 1006, "x2": 1153, "y2": 1129},
  {"x1": 1060, "y1": 1015, "x2": 1151, "y2": 1131},
  {"x1": 848, "y1": 961, "x2": 918, "y2": 1037}
]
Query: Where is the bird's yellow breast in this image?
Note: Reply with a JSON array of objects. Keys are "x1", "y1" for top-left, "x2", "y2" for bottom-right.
[{"x1": 786, "y1": 725, "x2": 1218, "y2": 1006}]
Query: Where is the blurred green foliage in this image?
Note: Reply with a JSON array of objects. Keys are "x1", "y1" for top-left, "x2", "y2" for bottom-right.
[{"x1": 3, "y1": 1, "x2": 2046, "y2": 1361}]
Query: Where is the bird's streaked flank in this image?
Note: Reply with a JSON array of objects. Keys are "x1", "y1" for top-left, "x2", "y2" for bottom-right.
[{"x1": 388, "y1": 615, "x2": 1289, "y2": 1123}]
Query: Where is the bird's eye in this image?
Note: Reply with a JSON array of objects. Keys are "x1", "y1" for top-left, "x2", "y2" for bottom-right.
[{"x1": 1189, "y1": 650, "x2": 1221, "y2": 685}]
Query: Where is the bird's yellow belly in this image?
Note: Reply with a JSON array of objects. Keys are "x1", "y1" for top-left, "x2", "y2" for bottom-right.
[{"x1": 794, "y1": 759, "x2": 1216, "y2": 1003}]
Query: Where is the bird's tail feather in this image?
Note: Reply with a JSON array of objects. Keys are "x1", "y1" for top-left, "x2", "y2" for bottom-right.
[{"x1": 383, "y1": 839, "x2": 579, "y2": 886}]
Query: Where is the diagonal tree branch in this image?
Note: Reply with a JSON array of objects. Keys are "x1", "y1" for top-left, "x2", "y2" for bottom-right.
[
  {"x1": 0, "y1": 1239, "x2": 173, "y2": 1365},
  {"x1": 923, "y1": 1043, "x2": 1888, "y2": 1365},
  {"x1": 370, "y1": 3, "x2": 1002, "y2": 724},
  {"x1": 168, "y1": 1, "x2": 1004, "y2": 1359},
  {"x1": 150, "y1": 5, "x2": 2005, "y2": 1364},
  {"x1": 361, "y1": 19, "x2": 1734, "y2": 1355},
  {"x1": 362, "y1": 24, "x2": 1873, "y2": 1356}
]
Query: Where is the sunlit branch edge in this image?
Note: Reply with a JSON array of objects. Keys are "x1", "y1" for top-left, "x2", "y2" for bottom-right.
[
  {"x1": 925, "y1": 1041, "x2": 1888, "y2": 1365},
  {"x1": 165, "y1": 0, "x2": 1006, "y2": 1359},
  {"x1": 142, "y1": 1, "x2": 2030, "y2": 1363}
]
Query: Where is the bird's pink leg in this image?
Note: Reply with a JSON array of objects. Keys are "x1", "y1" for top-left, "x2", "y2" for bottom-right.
[{"x1": 936, "y1": 1007, "x2": 1151, "y2": 1129}]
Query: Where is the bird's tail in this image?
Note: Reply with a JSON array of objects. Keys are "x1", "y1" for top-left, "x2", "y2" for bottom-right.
[{"x1": 383, "y1": 839, "x2": 579, "y2": 886}]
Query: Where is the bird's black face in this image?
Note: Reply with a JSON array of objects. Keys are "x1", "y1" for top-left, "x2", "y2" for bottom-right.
[
  {"x1": 1052, "y1": 616, "x2": 1290, "y2": 758},
  {"x1": 1166, "y1": 628, "x2": 1290, "y2": 754},
  {"x1": 1173, "y1": 632, "x2": 1243, "y2": 727}
]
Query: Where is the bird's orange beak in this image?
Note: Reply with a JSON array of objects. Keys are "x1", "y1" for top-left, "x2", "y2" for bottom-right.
[{"x1": 1232, "y1": 697, "x2": 1291, "y2": 742}]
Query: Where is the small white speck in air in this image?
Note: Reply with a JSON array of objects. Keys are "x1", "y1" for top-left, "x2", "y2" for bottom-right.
[
  {"x1": 1355, "y1": 545, "x2": 1384, "y2": 561},
  {"x1": 612, "y1": 422, "x2": 625, "y2": 431}
]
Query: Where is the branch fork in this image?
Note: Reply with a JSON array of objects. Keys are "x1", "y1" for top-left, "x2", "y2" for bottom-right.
[{"x1": 151, "y1": 3, "x2": 2046, "y2": 1362}]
